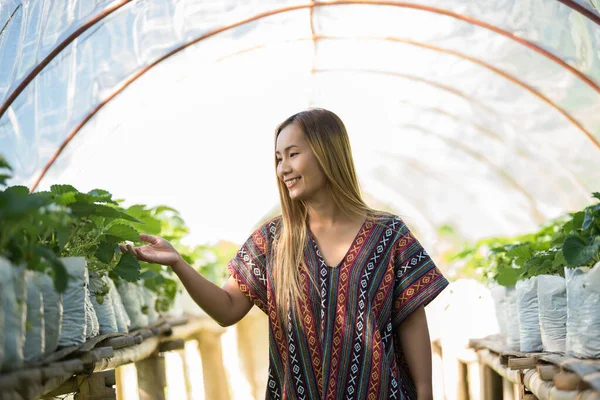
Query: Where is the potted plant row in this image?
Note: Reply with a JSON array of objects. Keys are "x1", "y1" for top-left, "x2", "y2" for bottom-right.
[
  {"x1": 448, "y1": 192, "x2": 600, "y2": 359},
  {"x1": 0, "y1": 157, "x2": 181, "y2": 371}
]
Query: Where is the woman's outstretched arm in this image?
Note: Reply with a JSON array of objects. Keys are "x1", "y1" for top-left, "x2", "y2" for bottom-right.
[
  {"x1": 171, "y1": 258, "x2": 253, "y2": 326},
  {"x1": 121, "y1": 234, "x2": 253, "y2": 327},
  {"x1": 397, "y1": 306, "x2": 433, "y2": 400}
]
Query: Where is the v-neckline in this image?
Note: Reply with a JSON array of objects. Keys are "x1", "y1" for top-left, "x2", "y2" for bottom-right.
[{"x1": 308, "y1": 211, "x2": 371, "y2": 269}]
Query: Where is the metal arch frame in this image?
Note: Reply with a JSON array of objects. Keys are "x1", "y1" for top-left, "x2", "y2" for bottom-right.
[
  {"x1": 314, "y1": 35, "x2": 599, "y2": 146},
  {"x1": 3, "y1": 0, "x2": 600, "y2": 120},
  {"x1": 29, "y1": 36, "x2": 600, "y2": 192},
  {"x1": 19, "y1": 0, "x2": 600, "y2": 191},
  {"x1": 390, "y1": 99, "x2": 591, "y2": 199},
  {"x1": 215, "y1": 39, "x2": 593, "y2": 199},
  {"x1": 0, "y1": 0, "x2": 132, "y2": 119},
  {"x1": 557, "y1": 0, "x2": 600, "y2": 24},
  {"x1": 397, "y1": 122, "x2": 546, "y2": 223}
]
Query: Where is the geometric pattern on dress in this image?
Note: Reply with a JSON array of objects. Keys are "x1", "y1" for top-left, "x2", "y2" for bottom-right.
[
  {"x1": 299, "y1": 270, "x2": 324, "y2": 396},
  {"x1": 227, "y1": 211, "x2": 449, "y2": 399},
  {"x1": 324, "y1": 219, "x2": 372, "y2": 400},
  {"x1": 267, "y1": 366, "x2": 281, "y2": 399},
  {"x1": 347, "y1": 219, "x2": 394, "y2": 399},
  {"x1": 287, "y1": 305, "x2": 307, "y2": 400}
]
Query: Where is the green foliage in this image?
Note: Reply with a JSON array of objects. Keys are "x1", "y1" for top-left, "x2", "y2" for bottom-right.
[
  {"x1": 0, "y1": 185, "x2": 72, "y2": 292},
  {"x1": 448, "y1": 193, "x2": 600, "y2": 285},
  {"x1": 0, "y1": 154, "x2": 11, "y2": 187},
  {"x1": 562, "y1": 193, "x2": 600, "y2": 268},
  {"x1": 115, "y1": 204, "x2": 190, "y2": 312},
  {"x1": 447, "y1": 214, "x2": 570, "y2": 286}
]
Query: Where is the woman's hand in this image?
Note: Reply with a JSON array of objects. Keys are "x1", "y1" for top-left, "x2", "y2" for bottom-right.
[{"x1": 119, "y1": 234, "x2": 182, "y2": 267}]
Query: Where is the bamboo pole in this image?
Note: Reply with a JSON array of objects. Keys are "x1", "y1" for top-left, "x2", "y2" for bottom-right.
[
  {"x1": 136, "y1": 354, "x2": 167, "y2": 400},
  {"x1": 196, "y1": 328, "x2": 229, "y2": 400}
]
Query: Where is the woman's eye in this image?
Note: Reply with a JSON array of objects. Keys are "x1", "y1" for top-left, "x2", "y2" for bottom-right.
[
  {"x1": 290, "y1": 153, "x2": 298, "y2": 157},
  {"x1": 276, "y1": 158, "x2": 282, "y2": 163}
]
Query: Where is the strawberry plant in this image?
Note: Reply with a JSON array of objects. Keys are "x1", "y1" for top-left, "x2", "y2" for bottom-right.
[{"x1": 562, "y1": 193, "x2": 600, "y2": 268}]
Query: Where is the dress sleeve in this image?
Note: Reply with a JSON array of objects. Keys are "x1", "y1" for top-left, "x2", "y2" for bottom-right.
[
  {"x1": 226, "y1": 218, "x2": 278, "y2": 313},
  {"x1": 391, "y1": 220, "x2": 449, "y2": 328}
]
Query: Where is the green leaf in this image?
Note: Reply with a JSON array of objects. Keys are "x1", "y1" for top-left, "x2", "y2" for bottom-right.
[
  {"x1": 5, "y1": 185, "x2": 30, "y2": 196},
  {"x1": 34, "y1": 246, "x2": 69, "y2": 293},
  {"x1": 563, "y1": 234, "x2": 600, "y2": 267},
  {"x1": 572, "y1": 212, "x2": 585, "y2": 230},
  {"x1": 87, "y1": 189, "x2": 118, "y2": 205},
  {"x1": 107, "y1": 224, "x2": 140, "y2": 242},
  {"x1": 495, "y1": 266, "x2": 524, "y2": 287},
  {"x1": 140, "y1": 270, "x2": 159, "y2": 280},
  {"x1": 113, "y1": 252, "x2": 141, "y2": 282},
  {"x1": 53, "y1": 192, "x2": 78, "y2": 205},
  {"x1": 583, "y1": 208, "x2": 594, "y2": 231},
  {"x1": 507, "y1": 244, "x2": 532, "y2": 266},
  {"x1": 0, "y1": 155, "x2": 12, "y2": 170},
  {"x1": 592, "y1": 192, "x2": 600, "y2": 201},
  {"x1": 0, "y1": 174, "x2": 11, "y2": 185},
  {"x1": 96, "y1": 241, "x2": 116, "y2": 264},
  {"x1": 553, "y1": 250, "x2": 566, "y2": 268},
  {"x1": 154, "y1": 205, "x2": 179, "y2": 215},
  {"x1": 50, "y1": 184, "x2": 78, "y2": 195},
  {"x1": 68, "y1": 203, "x2": 141, "y2": 223}
]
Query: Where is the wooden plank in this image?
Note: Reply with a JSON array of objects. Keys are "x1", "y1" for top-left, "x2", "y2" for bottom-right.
[
  {"x1": 80, "y1": 347, "x2": 114, "y2": 365},
  {"x1": 536, "y1": 365, "x2": 559, "y2": 382},
  {"x1": 98, "y1": 335, "x2": 135, "y2": 350},
  {"x1": 91, "y1": 337, "x2": 160, "y2": 373},
  {"x1": 554, "y1": 372, "x2": 589, "y2": 391},
  {"x1": 509, "y1": 358, "x2": 538, "y2": 371},
  {"x1": 158, "y1": 339, "x2": 185, "y2": 353}
]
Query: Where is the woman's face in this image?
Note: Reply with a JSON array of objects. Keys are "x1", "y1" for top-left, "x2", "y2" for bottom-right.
[{"x1": 276, "y1": 122, "x2": 327, "y2": 202}]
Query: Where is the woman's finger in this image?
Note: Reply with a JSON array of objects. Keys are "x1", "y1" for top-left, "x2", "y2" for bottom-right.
[{"x1": 139, "y1": 234, "x2": 159, "y2": 245}]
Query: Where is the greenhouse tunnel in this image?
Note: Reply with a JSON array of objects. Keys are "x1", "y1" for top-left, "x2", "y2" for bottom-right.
[{"x1": 1, "y1": 0, "x2": 600, "y2": 399}]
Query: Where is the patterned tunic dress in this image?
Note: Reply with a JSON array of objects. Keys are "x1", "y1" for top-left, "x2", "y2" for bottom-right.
[{"x1": 227, "y1": 210, "x2": 448, "y2": 399}]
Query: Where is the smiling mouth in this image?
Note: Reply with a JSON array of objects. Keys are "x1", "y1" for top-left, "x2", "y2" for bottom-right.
[{"x1": 285, "y1": 178, "x2": 300, "y2": 188}]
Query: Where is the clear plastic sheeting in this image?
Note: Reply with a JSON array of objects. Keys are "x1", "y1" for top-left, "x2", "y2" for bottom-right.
[{"x1": 1, "y1": 0, "x2": 600, "y2": 246}]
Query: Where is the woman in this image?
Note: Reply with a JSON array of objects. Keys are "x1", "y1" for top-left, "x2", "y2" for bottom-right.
[{"x1": 121, "y1": 108, "x2": 448, "y2": 399}]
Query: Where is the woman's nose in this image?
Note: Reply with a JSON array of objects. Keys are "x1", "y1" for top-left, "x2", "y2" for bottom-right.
[{"x1": 279, "y1": 159, "x2": 292, "y2": 175}]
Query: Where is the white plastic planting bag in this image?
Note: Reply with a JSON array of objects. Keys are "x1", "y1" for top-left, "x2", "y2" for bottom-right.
[
  {"x1": 39, "y1": 273, "x2": 62, "y2": 356},
  {"x1": 565, "y1": 263, "x2": 600, "y2": 358},
  {"x1": 117, "y1": 281, "x2": 148, "y2": 330},
  {"x1": 59, "y1": 257, "x2": 89, "y2": 346},
  {"x1": 107, "y1": 278, "x2": 130, "y2": 333},
  {"x1": 504, "y1": 286, "x2": 520, "y2": 351},
  {"x1": 143, "y1": 287, "x2": 159, "y2": 325},
  {"x1": 536, "y1": 275, "x2": 567, "y2": 353},
  {"x1": 489, "y1": 283, "x2": 507, "y2": 340},
  {"x1": 88, "y1": 272, "x2": 118, "y2": 334},
  {"x1": 23, "y1": 271, "x2": 45, "y2": 362},
  {"x1": 0, "y1": 259, "x2": 27, "y2": 371},
  {"x1": 84, "y1": 292, "x2": 100, "y2": 339},
  {"x1": 516, "y1": 277, "x2": 543, "y2": 352}
]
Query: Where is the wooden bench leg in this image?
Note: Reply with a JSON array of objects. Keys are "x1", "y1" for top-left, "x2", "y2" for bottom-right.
[
  {"x1": 136, "y1": 354, "x2": 167, "y2": 400},
  {"x1": 177, "y1": 348, "x2": 194, "y2": 400},
  {"x1": 479, "y1": 363, "x2": 503, "y2": 400},
  {"x1": 196, "y1": 330, "x2": 230, "y2": 400},
  {"x1": 74, "y1": 371, "x2": 116, "y2": 400}
]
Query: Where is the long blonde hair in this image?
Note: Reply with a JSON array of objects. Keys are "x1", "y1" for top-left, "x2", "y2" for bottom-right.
[{"x1": 273, "y1": 108, "x2": 371, "y2": 317}]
